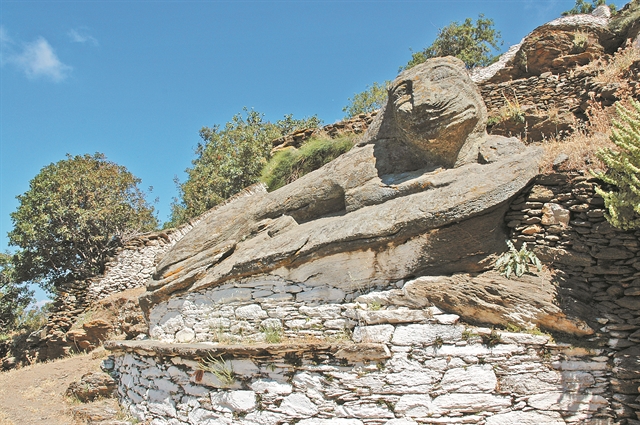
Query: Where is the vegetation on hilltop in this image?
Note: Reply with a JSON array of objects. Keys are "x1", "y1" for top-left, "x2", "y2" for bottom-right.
[
  {"x1": 401, "y1": 14, "x2": 502, "y2": 71},
  {"x1": 343, "y1": 14, "x2": 502, "y2": 118},
  {"x1": 562, "y1": 0, "x2": 616, "y2": 16},
  {"x1": 0, "y1": 253, "x2": 33, "y2": 333},
  {"x1": 342, "y1": 81, "x2": 389, "y2": 118},
  {"x1": 168, "y1": 109, "x2": 321, "y2": 226}
]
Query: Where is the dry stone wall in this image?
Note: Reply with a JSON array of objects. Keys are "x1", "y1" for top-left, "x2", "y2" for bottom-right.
[
  {"x1": 505, "y1": 172, "x2": 640, "y2": 421},
  {"x1": 106, "y1": 282, "x2": 614, "y2": 425},
  {"x1": 86, "y1": 227, "x2": 193, "y2": 303},
  {"x1": 271, "y1": 112, "x2": 377, "y2": 152}
]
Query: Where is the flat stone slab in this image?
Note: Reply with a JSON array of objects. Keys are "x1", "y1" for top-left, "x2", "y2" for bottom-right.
[{"x1": 104, "y1": 340, "x2": 390, "y2": 363}]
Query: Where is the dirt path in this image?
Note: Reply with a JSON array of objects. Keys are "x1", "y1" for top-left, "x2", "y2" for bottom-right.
[{"x1": 0, "y1": 351, "x2": 119, "y2": 425}]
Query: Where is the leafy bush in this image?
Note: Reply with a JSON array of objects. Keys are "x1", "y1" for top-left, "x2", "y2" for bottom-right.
[
  {"x1": 593, "y1": 99, "x2": 640, "y2": 230},
  {"x1": 261, "y1": 134, "x2": 356, "y2": 191},
  {"x1": 15, "y1": 302, "x2": 50, "y2": 334},
  {"x1": 0, "y1": 253, "x2": 33, "y2": 332},
  {"x1": 609, "y1": 0, "x2": 640, "y2": 35},
  {"x1": 169, "y1": 109, "x2": 321, "y2": 226},
  {"x1": 495, "y1": 240, "x2": 542, "y2": 279},
  {"x1": 402, "y1": 14, "x2": 502, "y2": 71},
  {"x1": 343, "y1": 81, "x2": 389, "y2": 118}
]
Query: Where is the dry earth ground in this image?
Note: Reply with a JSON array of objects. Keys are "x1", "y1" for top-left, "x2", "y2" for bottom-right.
[{"x1": 0, "y1": 350, "x2": 124, "y2": 425}]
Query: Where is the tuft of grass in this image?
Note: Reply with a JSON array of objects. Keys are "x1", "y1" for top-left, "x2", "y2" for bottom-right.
[
  {"x1": 461, "y1": 328, "x2": 478, "y2": 341},
  {"x1": 368, "y1": 301, "x2": 382, "y2": 311},
  {"x1": 572, "y1": 30, "x2": 589, "y2": 53},
  {"x1": 483, "y1": 329, "x2": 502, "y2": 347},
  {"x1": 197, "y1": 354, "x2": 235, "y2": 387},
  {"x1": 260, "y1": 324, "x2": 283, "y2": 344},
  {"x1": 261, "y1": 133, "x2": 356, "y2": 191},
  {"x1": 499, "y1": 89, "x2": 525, "y2": 123},
  {"x1": 505, "y1": 323, "x2": 522, "y2": 333}
]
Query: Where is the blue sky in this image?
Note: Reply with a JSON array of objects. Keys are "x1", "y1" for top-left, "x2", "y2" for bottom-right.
[{"x1": 0, "y1": 0, "x2": 628, "y2": 301}]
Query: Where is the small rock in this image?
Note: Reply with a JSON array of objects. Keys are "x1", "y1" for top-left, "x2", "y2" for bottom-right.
[{"x1": 66, "y1": 372, "x2": 117, "y2": 402}]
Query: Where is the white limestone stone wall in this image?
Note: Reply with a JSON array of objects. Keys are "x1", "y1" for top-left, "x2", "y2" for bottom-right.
[
  {"x1": 110, "y1": 275, "x2": 616, "y2": 424},
  {"x1": 147, "y1": 275, "x2": 451, "y2": 344},
  {"x1": 85, "y1": 228, "x2": 189, "y2": 302},
  {"x1": 110, "y1": 327, "x2": 612, "y2": 425}
]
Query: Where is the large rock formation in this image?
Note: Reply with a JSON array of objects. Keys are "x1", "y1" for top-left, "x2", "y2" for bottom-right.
[
  {"x1": 477, "y1": 8, "x2": 622, "y2": 84},
  {"x1": 140, "y1": 57, "x2": 542, "y2": 317}
]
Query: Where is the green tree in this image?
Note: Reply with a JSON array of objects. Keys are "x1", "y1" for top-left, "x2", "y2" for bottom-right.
[
  {"x1": 402, "y1": 14, "x2": 502, "y2": 71},
  {"x1": 562, "y1": 0, "x2": 615, "y2": 16},
  {"x1": 8, "y1": 153, "x2": 157, "y2": 293},
  {"x1": 342, "y1": 81, "x2": 389, "y2": 118},
  {"x1": 593, "y1": 99, "x2": 640, "y2": 230},
  {"x1": 169, "y1": 109, "x2": 321, "y2": 226},
  {"x1": 0, "y1": 253, "x2": 33, "y2": 332}
]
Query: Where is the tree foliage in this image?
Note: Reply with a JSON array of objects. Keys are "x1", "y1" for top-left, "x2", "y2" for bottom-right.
[
  {"x1": 8, "y1": 153, "x2": 157, "y2": 293},
  {"x1": 342, "y1": 81, "x2": 389, "y2": 118},
  {"x1": 402, "y1": 14, "x2": 502, "y2": 70},
  {"x1": 593, "y1": 99, "x2": 640, "y2": 230},
  {"x1": 0, "y1": 253, "x2": 33, "y2": 332},
  {"x1": 562, "y1": 0, "x2": 615, "y2": 16},
  {"x1": 169, "y1": 109, "x2": 321, "y2": 226}
]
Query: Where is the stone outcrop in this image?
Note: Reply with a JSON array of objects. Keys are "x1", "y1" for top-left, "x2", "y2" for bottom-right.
[
  {"x1": 271, "y1": 112, "x2": 377, "y2": 152},
  {"x1": 66, "y1": 372, "x2": 117, "y2": 402},
  {"x1": 487, "y1": 13, "x2": 618, "y2": 83},
  {"x1": 389, "y1": 272, "x2": 594, "y2": 336},
  {"x1": 140, "y1": 57, "x2": 541, "y2": 318}
]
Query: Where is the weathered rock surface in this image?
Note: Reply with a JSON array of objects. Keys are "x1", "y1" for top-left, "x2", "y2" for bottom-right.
[
  {"x1": 66, "y1": 372, "x2": 117, "y2": 402},
  {"x1": 410, "y1": 271, "x2": 594, "y2": 336},
  {"x1": 141, "y1": 57, "x2": 541, "y2": 316},
  {"x1": 486, "y1": 11, "x2": 619, "y2": 83}
]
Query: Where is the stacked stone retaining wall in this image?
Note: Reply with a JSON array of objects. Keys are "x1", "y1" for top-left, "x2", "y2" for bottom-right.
[
  {"x1": 107, "y1": 278, "x2": 615, "y2": 425},
  {"x1": 505, "y1": 172, "x2": 640, "y2": 421}
]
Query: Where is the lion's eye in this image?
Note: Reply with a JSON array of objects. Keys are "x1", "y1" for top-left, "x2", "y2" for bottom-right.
[{"x1": 392, "y1": 83, "x2": 409, "y2": 101}]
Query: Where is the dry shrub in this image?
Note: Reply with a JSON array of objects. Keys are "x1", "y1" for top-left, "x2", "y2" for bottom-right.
[{"x1": 539, "y1": 101, "x2": 620, "y2": 173}]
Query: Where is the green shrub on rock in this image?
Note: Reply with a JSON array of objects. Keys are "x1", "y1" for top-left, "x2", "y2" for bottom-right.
[
  {"x1": 593, "y1": 99, "x2": 640, "y2": 230},
  {"x1": 261, "y1": 134, "x2": 356, "y2": 191}
]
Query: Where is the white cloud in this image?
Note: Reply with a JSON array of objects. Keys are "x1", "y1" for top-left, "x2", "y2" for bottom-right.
[
  {"x1": 68, "y1": 28, "x2": 98, "y2": 46},
  {"x1": 0, "y1": 25, "x2": 11, "y2": 45},
  {"x1": 8, "y1": 37, "x2": 72, "y2": 82}
]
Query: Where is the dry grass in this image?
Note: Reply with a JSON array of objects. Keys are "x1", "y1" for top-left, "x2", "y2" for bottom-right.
[
  {"x1": 588, "y1": 42, "x2": 640, "y2": 84},
  {"x1": 539, "y1": 41, "x2": 640, "y2": 173},
  {"x1": 540, "y1": 101, "x2": 617, "y2": 173}
]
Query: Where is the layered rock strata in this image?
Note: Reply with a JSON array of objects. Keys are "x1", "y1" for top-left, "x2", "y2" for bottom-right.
[{"x1": 140, "y1": 58, "x2": 541, "y2": 319}]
